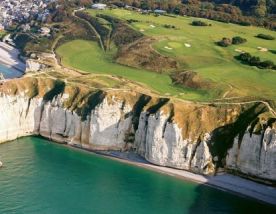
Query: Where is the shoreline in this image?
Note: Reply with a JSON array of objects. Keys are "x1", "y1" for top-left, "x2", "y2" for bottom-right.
[
  {"x1": 1, "y1": 135, "x2": 276, "y2": 206},
  {"x1": 67, "y1": 146, "x2": 276, "y2": 206},
  {"x1": 0, "y1": 42, "x2": 25, "y2": 76}
]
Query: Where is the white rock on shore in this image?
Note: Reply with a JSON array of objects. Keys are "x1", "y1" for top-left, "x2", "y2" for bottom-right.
[{"x1": 0, "y1": 42, "x2": 25, "y2": 73}]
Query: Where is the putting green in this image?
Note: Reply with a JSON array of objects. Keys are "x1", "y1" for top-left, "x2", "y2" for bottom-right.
[{"x1": 167, "y1": 42, "x2": 182, "y2": 49}]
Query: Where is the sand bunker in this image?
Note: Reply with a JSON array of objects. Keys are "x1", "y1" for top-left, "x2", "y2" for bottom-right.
[
  {"x1": 235, "y1": 49, "x2": 245, "y2": 53},
  {"x1": 184, "y1": 43, "x2": 191, "y2": 48},
  {"x1": 164, "y1": 46, "x2": 173, "y2": 50},
  {"x1": 257, "y1": 47, "x2": 268, "y2": 52}
]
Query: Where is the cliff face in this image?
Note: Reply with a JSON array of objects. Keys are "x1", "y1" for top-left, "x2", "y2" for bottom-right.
[
  {"x1": 226, "y1": 123, "x2": 276, "y2": 181},
  {"x1": 0, "y1": 77, "x2": 275, "y2": 183}
]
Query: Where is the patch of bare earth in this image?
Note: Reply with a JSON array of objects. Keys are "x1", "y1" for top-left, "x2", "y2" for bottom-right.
[
  {"x1": 170, "y1": 71, "x2": 216, "y2": 90},
  {"x1": 116, "y1": 37, "x2": 178, "y2": 73}
]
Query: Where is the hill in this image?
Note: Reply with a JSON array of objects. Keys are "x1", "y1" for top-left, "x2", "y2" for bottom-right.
[{"x1": 56, "y1": 8, "x2": 276, "y2": 101}]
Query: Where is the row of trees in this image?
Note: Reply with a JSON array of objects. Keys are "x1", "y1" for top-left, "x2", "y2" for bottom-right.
[
  {"x1": 235, "y1": 52, "x2": 276, "y2": 70},
  {"x1": 115, "y1": 0, "x2": 275, "y2": 17},
  {"x1": 211, "y1": 0, "x2": 276, "y2": 17},
  {"x1": 107, "y1": 0, "x2": 276, "y2": 30}
]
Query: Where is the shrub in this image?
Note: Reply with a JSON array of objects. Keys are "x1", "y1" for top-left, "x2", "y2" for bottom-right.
[
  {"x1": 191, "y1": 20, "x2": 210, "y2": 26},
  {"x1": 127, "y1": 19, "x2": 139, "y2": 24},
  {"x1": 164, "y1": 24, "x2": 176, "y2": 29},
  {"x1": 236, "y1": 52, "x2": 251, "y2": 62},
  {"x1": 248, "y1": 56, "x2": 260, "y2": 66},
  {"x1": 232, "y1": 36, "x2": 247, "y2": 44},
  {"x1": 217, "y1": 37, "x2": 232, "y2": 47},
  {"x1": 259, "y1": 60, "x2": 274, "y2": 69},
  {"x1": 256, "y1": 34, "x2": 275, "y2": 40}
]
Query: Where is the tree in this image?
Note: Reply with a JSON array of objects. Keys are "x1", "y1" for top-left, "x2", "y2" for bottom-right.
[
  {"x1": 217, "y1": 37, "x2": 232, "y2": 47},
  {"x1": 253, "y1": 0, "x2": 267, "y2": 17},
  {"x1": 259, "y1": 60, "x2": 274, "y2": 69},
  {"x1": 238, "y1": 52, "x2": 251, "y2": 62},
  {"x1": 256, "y1": 33, "x2": 275, "y2": 40},
  {"x1": 232, "y1": 36, "x2": 247, "y2": 44},
  {"x1": 249, "y1": 56, "x2": 260, "y2": 66},
  {"x1": 191, "y1": 20, "x2": 209, "y2": 26}
]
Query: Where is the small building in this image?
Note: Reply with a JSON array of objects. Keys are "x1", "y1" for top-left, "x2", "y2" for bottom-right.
[
  {"x1": 154, "y1": 9, "x2": 166, "y2": 14},
  {"x1": 92, "y1": 3, "x2": 107, "y2": 10},
  {"x1": 40, "y1": 27, "x2": 50, "y2": 36}
]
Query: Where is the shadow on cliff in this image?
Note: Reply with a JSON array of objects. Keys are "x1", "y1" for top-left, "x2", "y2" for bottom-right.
[
  {"x1": 187, "y1": 183, "x2": 276, "y2": 213},
  {"x1": 209, "y1": 102, "x2": 268, "y2": 169}
]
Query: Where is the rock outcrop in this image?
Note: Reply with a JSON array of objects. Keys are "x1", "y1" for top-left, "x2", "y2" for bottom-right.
[
  {"x1": 226, "y1": 119, "x2": 276, "y2": 182},
  {"x1": 0, "y1": 77, "x2": 275, "y2": 183},
  {"x1": 25, "y1": 59, "x2": 45, "y2": 72}
]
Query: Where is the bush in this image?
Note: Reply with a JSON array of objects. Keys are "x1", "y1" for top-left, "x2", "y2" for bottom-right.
[
  {"x1": 164, "y1": 24, "x2": 176, "y2": 29},
  {"x1": 236, "y1": 52, "x2": 251, "y2": 62},
  {"x1": 127, "y1": 19, "x2": 139, "y2": 24},
  {"x1": 232, "y1": 36, "x2": 247, "y2": 44},
  {"x1": 248, "y1": 56, "x2": 260, "y2": 66},
  {"x1": 259, "y1": 60, "x2": 274, "y2": 69},
  {"x1": 191, "y1": 20, "x2": 210, "y2": 26},
  {"x1": 256, "y1": 34, "x2": 275, "y2": 40},
  {"x1": 217, "y1": 37, "x2": 232, "y2": 47}
]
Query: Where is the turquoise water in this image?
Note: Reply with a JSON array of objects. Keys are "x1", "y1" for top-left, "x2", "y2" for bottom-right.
[{"x1": 0, "y1": 137, "x2": 275, "y2": 214}]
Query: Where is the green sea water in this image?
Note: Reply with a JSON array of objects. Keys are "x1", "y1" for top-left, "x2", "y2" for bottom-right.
[{"x1": 0, "y1": 137, "x2": 275, "y2": 214}]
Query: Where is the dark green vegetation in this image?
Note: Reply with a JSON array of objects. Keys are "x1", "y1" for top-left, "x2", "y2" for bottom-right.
[
  {"x1": 217, "y1": 36, "x2": 247, "y2": 47},
  {"x1": 191, "y1": 20, "x2": 210, "y2": 26},
  {"x1": 112, "y1": 0, "x2": 276, "y2": 30},
  {"x1": 232, "y1": 36, "x2": 247, "y2": 45},
  {"x1": 235, "y1": 52, "x2": 276, "y2": 70},
  {"x1": 256, "y1": 33, "x2": 275, "y2": 40}
]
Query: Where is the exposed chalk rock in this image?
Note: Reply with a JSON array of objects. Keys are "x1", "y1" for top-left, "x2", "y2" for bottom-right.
[
  {"x1": 226, "y1": 127, "x2": 276, "y2": 181},
  {"x1": 135, "y1": 111, "x2": 214, "y2": 174},
  {"x1": 25, "y1": 59, "x2": 45, "y2": 72},
  {"x1": 0, "y1": 77, "x2": 275, "y2": 182}
]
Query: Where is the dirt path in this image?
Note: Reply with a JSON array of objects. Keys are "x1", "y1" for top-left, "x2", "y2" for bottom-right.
[{"x1": 72, "y1": 9, "x2": 105, "y2": 51}]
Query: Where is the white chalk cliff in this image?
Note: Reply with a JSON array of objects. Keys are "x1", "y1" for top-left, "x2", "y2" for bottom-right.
[
  {"x1": 226, "y1": 127, "x2": 276, "y2": 181},
  {"x1": 0, "y1": 77, "x2": 275, "y2": 183}
]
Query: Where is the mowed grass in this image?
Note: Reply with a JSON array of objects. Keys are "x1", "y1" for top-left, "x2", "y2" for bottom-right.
[
  {"x1": 56, "y1": 40, "x2": 213, "y2": 100},
  {"x1": 86, "y1": 9, "x2": 276, "y2": 100}
]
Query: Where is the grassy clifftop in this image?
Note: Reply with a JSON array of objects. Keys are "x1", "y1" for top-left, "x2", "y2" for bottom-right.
[{"x1": 56, "y1": 9, "x2": 276, "y2": 102}]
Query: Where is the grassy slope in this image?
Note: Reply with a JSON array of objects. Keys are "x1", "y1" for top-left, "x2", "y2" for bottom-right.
[
  {"x1": 57, "y1": 9, "x2": 276, "y2": 101},
  {"x1": 56, "y1": 40, "x2": 210, "y2": 100}
]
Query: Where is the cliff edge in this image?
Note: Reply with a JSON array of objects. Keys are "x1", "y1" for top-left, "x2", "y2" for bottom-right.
[{"x1": 0, "y1": 76, "x2": 275, "y2": 184}]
